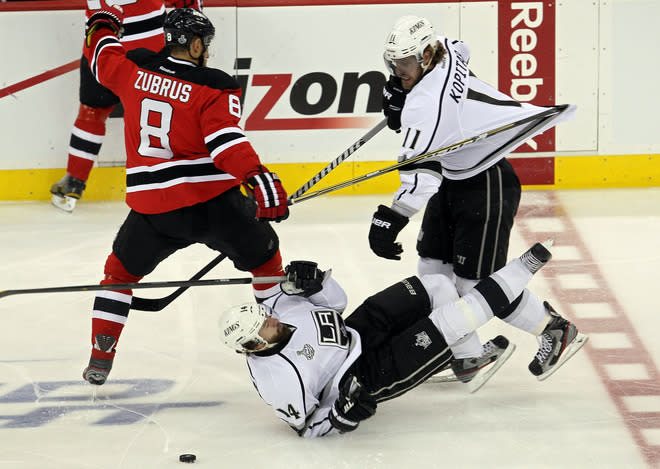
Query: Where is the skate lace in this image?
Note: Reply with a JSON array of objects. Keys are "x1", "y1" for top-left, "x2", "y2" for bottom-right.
[
  {"x1": 535, "y1": 333, "x2": 553, "y2": 362},
  {"x1": 481, "y1": 340, "x2": 497, "y2": 356}
]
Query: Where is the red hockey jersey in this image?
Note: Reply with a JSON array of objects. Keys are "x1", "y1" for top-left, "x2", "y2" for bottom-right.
[
  {"x1": 84, "y1": 30, "x2": 262, "y2": 214},
  {"x1": 85, "y1": 0, "x2": 167, "y2": 52}
]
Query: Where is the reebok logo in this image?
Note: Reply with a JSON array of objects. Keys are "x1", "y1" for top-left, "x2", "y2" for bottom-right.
[{"x1": 372, "y1": 218, "x2": 391, "y2": 229}]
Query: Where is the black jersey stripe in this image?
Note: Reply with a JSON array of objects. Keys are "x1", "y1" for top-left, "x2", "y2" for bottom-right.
[
  {"x1": 278, "y1": 352, "x2": 308, "y2": 417},
  {"x1": 206, "y1": 131, "x2": 246, "y2": 156},
  {"x1": 467, "y1": 88, "x2": 522, "y2": 107},
  {"x1": 91, "y1": 36, "x2": 121, "y2": 80},
  {"x1": 122, "y1": 12, "x2": 166, "y2": 38},
  {"x1": 126, "y1": 161, "x2": 225, "y2": 187},
  {"x1": 441, "y1": 110, "x2": 556, "y2": 177},
  {"x1": 399, "y1": 159, "x2": 443, "y2": 175}
]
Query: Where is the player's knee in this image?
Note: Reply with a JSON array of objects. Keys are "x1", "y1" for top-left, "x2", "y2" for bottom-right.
[
  {"x1": 103, "y1": 253, "x2": 142, "y2": 284},
  {"x1": 455, "y1": 275, "x2": 479, "y2": 296},
  {"x1": 78, "y1": 104, "x2": 114, "y2": 123},
  {"x1": 419, "y1": 273, "x2": 459, "y2": 309},
  {"x1": 417, "y1": 257, "x2": 453, "y2": 277}
]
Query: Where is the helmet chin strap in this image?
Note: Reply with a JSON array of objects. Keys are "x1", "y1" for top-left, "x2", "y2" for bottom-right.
[{"x1": 187, "y1": 38, "x2": 207, "y2": 66}]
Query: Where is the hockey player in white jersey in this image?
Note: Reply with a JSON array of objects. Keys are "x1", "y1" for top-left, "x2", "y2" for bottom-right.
[
  {"x1": 368, "y1": 15, "x2": 583, "y2": 383},
  {"x1": 219, "y1": 241, "x2": 587, "y2": 437}
]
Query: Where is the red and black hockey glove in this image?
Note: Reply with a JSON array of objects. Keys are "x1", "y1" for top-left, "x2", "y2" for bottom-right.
[
  {"x1": 382, "y1": 75, "x2": 409, "y2": 132},
  {"x1": 329, "y1": 375, "x2": 377, "y2": 433},
  {"x1": 85, "y1": 1, "x2": 125, "y2": 46},
  {"x1": 245, "y1": 166, "x2": 289, "y2": 222},
  {"x1": 368, "y1": 205, "x2": 409, "y2": 260}
]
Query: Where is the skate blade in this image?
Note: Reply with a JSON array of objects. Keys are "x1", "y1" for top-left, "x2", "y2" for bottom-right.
[
  {"x1": 537, "y1": 333, "x2": 588, "y2": 381},
  {"x1": 51, "y1": 194, "x2": 77, "y2": 212},
  {"x1": 426, "y1": 367, "x2": 460, "y2": 384},
  {"x1": 468, "y1": 342, "x2": 516, "y2": 393}
]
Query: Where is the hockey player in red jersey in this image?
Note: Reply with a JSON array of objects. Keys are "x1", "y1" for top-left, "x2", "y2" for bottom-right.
[
  {"x1": 80, "y1": 5, "x2": 290, "y2": 385},
  {"x1": 50, "y1": 0, "x2": 202, "y2": 212}
]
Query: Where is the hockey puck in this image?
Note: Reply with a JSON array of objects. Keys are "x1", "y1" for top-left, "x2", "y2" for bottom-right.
[{"x1": 179, "y1": 454, "x2": 196, "y2": 463}]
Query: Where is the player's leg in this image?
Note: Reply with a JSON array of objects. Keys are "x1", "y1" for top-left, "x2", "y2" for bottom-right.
[
  {"x1": 51, "y1": 55, "x2": 117, "y2": 212},
  {"x1": 202, "y1": 188, "x2": 284, "y2": 302},
  {"x1": 475, "y1": 160, "x2": 587, "y2": 379},
  {"x1": 346, "y1": 276, "x2": 453, "y2": 402},
  {"x1": 346, "y1": 276, "x2": 433, "y2": 352},
  {"x1": 445, "y1": 163, "x2": 521, "y2": 387},
  {"x1": 426, "y1": 240, "x2": 554, "y2": 390},
  {"x1": 416, "y1": 188, "x2": 488, "y2": 369},
  {"x1": 83, "y1": 210, "x2": 190, "y2": 385}
]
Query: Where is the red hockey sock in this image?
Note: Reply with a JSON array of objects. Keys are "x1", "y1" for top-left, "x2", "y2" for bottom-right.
[
  {"x1": 250, "y1": 250, "x2": 284, "y2": 300},
  {"x1": 90, "y1": 253, "x2": 143, "y2": 360},
  {"x1": 67, "y1": 104, "x2": 114, "y2": 181}
]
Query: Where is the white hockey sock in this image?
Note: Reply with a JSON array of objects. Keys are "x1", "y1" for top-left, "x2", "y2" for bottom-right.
[
  {"x1": 429, "y1": 292, "x2": 493, "y2": 345},
  {"x1": 488, "y1": 258, "x2": 533, "y2": 301},
  {"x1": 427, "y1": 259, "x2": 535, "y2": 349},
  {"x1": 421, "y1": 273, "x2": 484, "y2": 357},
  {"x1": 500, "y1": 289, "x2": 550, "y2": 335},
  {"x1": 418, "y1": 257, "x2": 454, "y2": 278},
  {"x1": 448, "y1": 331, "x2": 483, "y2": 359}
]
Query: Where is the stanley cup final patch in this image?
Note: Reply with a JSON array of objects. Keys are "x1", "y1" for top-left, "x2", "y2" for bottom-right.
[{"x1": 296, "y1": 344, "x2": 315, "y2": 360}]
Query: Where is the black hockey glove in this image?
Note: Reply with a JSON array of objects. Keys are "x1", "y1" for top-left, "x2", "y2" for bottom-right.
[
  {"x1": 329, "y1": 375, "x2": 377, "y2": 433},
  {"x1": 382, "y1": 75, "x2": 409, "y2": 132},
  {"x1": 368, "y1": 205, "x2": 409, "y2": 260},
  {"x1": 280, "y1": 260, "x2": 327, "y2": 297},
  {"x1": 85, "y1": 1, "x2": 125, "y2": 47}
]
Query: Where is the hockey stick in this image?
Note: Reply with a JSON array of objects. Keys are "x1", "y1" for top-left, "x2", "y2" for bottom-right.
[
  {"x1": 0, "y1": 274, "x2": 287, "y2": 299},
  {"x1": 289, "y1": 105, "x2": 569, "y2": 205},
  {"x1": 127, "y1": 120, "x2": 387, "y2": 310},
  {"x1": 130, "y1": 252, "x2": 228, "y2": 312},
  {"x1": 287, "y1": 118, "x2": 388, "y2": 202}
]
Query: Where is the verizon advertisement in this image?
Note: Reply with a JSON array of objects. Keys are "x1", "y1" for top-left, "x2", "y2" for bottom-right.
[
  {"x1": 0, "y1": 1, "x2": 596, "y2": 174},
  {"x1": 498, "y1": 0, "x2": 556, "y2": 152}
]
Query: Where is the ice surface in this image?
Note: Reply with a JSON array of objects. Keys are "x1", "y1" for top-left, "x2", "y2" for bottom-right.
[{"x1": 0, "y1": 188, "x2": 658, "y2": 468}]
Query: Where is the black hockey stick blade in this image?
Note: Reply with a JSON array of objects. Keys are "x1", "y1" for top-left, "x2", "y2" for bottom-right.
[
  {"x1": 287, "y1": 118, "x2": 387, "y2": 203},
  {"x1": 289, "y1": 105, "x2": 570, "y2": 205},
  {"x1": 0, "y1": 274, "x2": 287, "y2": 299},
  {"x1": 131, "y1": 252, "x2": 228, "y2": 312}
]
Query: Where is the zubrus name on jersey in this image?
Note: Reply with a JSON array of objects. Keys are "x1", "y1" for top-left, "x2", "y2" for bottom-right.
[{"x1": 134, "y1": 70, "x2": 192, "y2": 103}]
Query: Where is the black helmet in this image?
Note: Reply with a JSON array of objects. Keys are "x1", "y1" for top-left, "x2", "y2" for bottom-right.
[{"x1": 164, "y1": 8, "x2": 215, "y2": 48}]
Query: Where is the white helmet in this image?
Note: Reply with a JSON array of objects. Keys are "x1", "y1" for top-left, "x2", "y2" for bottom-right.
[
  {"x1": 383, "y1": 16, "x2": 437, "y2": 73},
  {"x1": 219, "y1": 303, "x2": 271, "y2": 353}
]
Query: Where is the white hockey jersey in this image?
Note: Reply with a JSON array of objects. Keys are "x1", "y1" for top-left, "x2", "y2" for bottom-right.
[
  {"x1": 392, "y1": 36, "x2": 576, "y2": 217},
  {"x1": 245, "y1": 277, "x2": 362, "y2": 438}
]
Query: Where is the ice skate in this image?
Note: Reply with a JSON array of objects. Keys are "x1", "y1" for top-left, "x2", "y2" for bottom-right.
[
  {"x1": 528, "y1": 301, "x2": 588, "y2": 380},
  {"x1": 83, "y1": 334, "x2": 116, "y2": 385},
  {"x1": 82, "y1": 357, "x2": 113, "y2": 385},
  {"x1": 519, "y1": 239, "x2": 553, "y2": 274},
  {"x1": 451, "y1": 335, "x2": 516, "y2": 393},
  {"x1": 50, "y1": 174, "x2": 86, "y2": 212}
]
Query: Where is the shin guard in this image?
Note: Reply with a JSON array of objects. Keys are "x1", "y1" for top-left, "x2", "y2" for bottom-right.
[
  {"x1": 67, "y1": 104, "x2": 113, "y2": 181},
  {"x1": 250, "y1": 250, "x2": 284, "y2": 301}
]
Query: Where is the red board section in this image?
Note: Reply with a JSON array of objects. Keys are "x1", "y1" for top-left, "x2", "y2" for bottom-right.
[
  {"x1": 498, "y1": 1, "x2": 556, "y2": 152},
  {"x1": 516, "y1": 192, "x2": 660, "y2": 468},
  {"x1": 509, "y1": 156, "x2": 554, "y2": 185}
]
